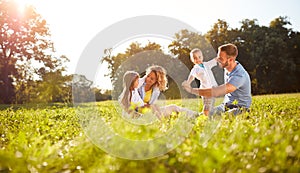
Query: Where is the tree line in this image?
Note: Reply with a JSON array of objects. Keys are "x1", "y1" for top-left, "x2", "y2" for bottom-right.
[{"x1": 1, "y1": 0, "x2": 299, "y2": 104}]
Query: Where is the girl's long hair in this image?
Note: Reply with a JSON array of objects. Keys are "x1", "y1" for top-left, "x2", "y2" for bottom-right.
[{"x1": 119, "y1": 71, "x2": 139, "y2": 110}]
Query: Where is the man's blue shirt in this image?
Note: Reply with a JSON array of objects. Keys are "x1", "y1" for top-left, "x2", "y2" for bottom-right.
[{"x1": 224, "y1": 62, "x2": 252, "y2": 108}]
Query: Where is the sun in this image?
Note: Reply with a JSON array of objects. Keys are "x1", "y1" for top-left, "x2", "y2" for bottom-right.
[
  {"x1": 13, "y1": 0, "x2": 36, "y2": 13},
  {"x1": 14, "y1": 0, "x2": 36, "y2": 6}
]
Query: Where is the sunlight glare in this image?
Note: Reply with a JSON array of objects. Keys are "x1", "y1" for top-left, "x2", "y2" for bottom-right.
[{"x1": 13, "y1": 0, "x2": 35, "y2": 13}]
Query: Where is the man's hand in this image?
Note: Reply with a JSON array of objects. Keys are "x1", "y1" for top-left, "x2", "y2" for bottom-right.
[
  {"x1": 182, "y1": 80, "x2": 189, "y2": 88},
  {"x1": 182, "y1": 80, "x2": 192, "y2": 93}
]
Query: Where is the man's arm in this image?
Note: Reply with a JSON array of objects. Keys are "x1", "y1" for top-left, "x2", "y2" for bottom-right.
[{"x1": 183, "y1": 82, "x2": 237, "y2": 97}]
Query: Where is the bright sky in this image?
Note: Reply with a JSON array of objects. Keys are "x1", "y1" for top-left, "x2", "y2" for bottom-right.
[{"x1": 16, "y1": 0, "x2": 300, "y2": 89}]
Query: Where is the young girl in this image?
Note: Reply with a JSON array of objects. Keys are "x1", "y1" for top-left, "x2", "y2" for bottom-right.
[
  {"x1": 183, "y1": 48, "x2": 218, "y2": 116},
  {"x1": 119, "y1": 71, "x2": 198, "y2": 119},
  {"x1": 119, "y1": 71, "x2": 146, "y2": 116}
]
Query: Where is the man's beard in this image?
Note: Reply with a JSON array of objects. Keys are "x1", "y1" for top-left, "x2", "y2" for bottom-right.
[{"x1": 218, "y1": 60, "x2": 228, "y2": 68}]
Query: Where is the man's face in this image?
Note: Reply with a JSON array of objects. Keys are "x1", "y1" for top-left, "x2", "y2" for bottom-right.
[{"x1": 217, "y1": 51, "x2": 230, "y2": 68}]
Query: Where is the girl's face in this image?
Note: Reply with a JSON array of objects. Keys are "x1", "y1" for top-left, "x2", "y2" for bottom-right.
[
  {"x1": 145, "y1": 72, "x2": 157, "y2": 87},
  {"x1": 192, "y1": 52, "x2": 203, "y2": 64},
  {"x1": 132, "y1": 77, "x2": 139, "y2": 89}
]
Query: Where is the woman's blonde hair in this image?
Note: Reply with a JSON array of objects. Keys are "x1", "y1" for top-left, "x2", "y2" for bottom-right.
[
  {"x1": 119, "y1": 71, "x2": 139, "y2": 110},
  {"x1": 145, "y1": 65, "x2": 168, "y2": 91}
]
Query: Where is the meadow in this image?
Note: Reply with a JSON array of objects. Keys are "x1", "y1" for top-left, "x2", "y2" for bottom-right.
[{"x1": 0, "y1": 94, "x2": 299, "y2": 173}]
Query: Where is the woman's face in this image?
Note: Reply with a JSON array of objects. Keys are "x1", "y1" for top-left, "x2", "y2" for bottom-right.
[{"x1": 145, "y1": 72, "x2": 157, "y2": 87}]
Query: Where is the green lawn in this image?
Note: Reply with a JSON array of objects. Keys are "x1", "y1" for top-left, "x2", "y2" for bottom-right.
[{"x1": 0, "y1": 94, "x2": 299, "y2": 172}]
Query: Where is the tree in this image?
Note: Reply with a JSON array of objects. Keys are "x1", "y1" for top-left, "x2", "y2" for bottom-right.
[
  {"x1": 287, "y1": 29, "x2": 300, "y2": 91},
  {"x1": 94, "y1": 88, "x2": 112, "y2": 101},
  {"x1": 102, "y1": 42, "x2": 163, "y2": 85},
  {"x1": 206, "y1": 19, "x2": 232, "y2": 51},
  {"x1": 0, "y1": 0, "x2": 59, "y2": 103},
  {"x1": 267, "y1": 16, "x2": 299, "y2": 93},
  {"x1": 237, "y1": 17, "x2": 299, "y2": 94},
  {"x1": 72, "y1": 74, "x2": 94, "y2": 103},
  {"x1": 236, "y1": 19, "x2": 265, "y2": 94},
  {"x1": 13, "y1": 55, "x2": 72, "y2": 103}
]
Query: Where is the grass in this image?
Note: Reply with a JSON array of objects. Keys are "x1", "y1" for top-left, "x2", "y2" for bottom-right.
[{"x1": 0, "y1": 93, "x2": 299, "y2": 172}]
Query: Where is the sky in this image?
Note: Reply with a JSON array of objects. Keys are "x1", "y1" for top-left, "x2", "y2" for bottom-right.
[{"x1": 15, "y1": 0, "x2": 300, "y2": 89}]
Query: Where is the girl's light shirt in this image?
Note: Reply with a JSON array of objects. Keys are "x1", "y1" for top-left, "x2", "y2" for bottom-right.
[
  {"x1": 131, "y1": 88, "x2": 144, "y2": 107},
  {"x1": 190, "y1": 58, "x2": 218, "y2": 88}
]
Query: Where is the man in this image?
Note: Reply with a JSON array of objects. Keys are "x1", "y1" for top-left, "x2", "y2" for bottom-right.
[{"x1": 182, "y1": 43, "x2": 252, "y2": 115}]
